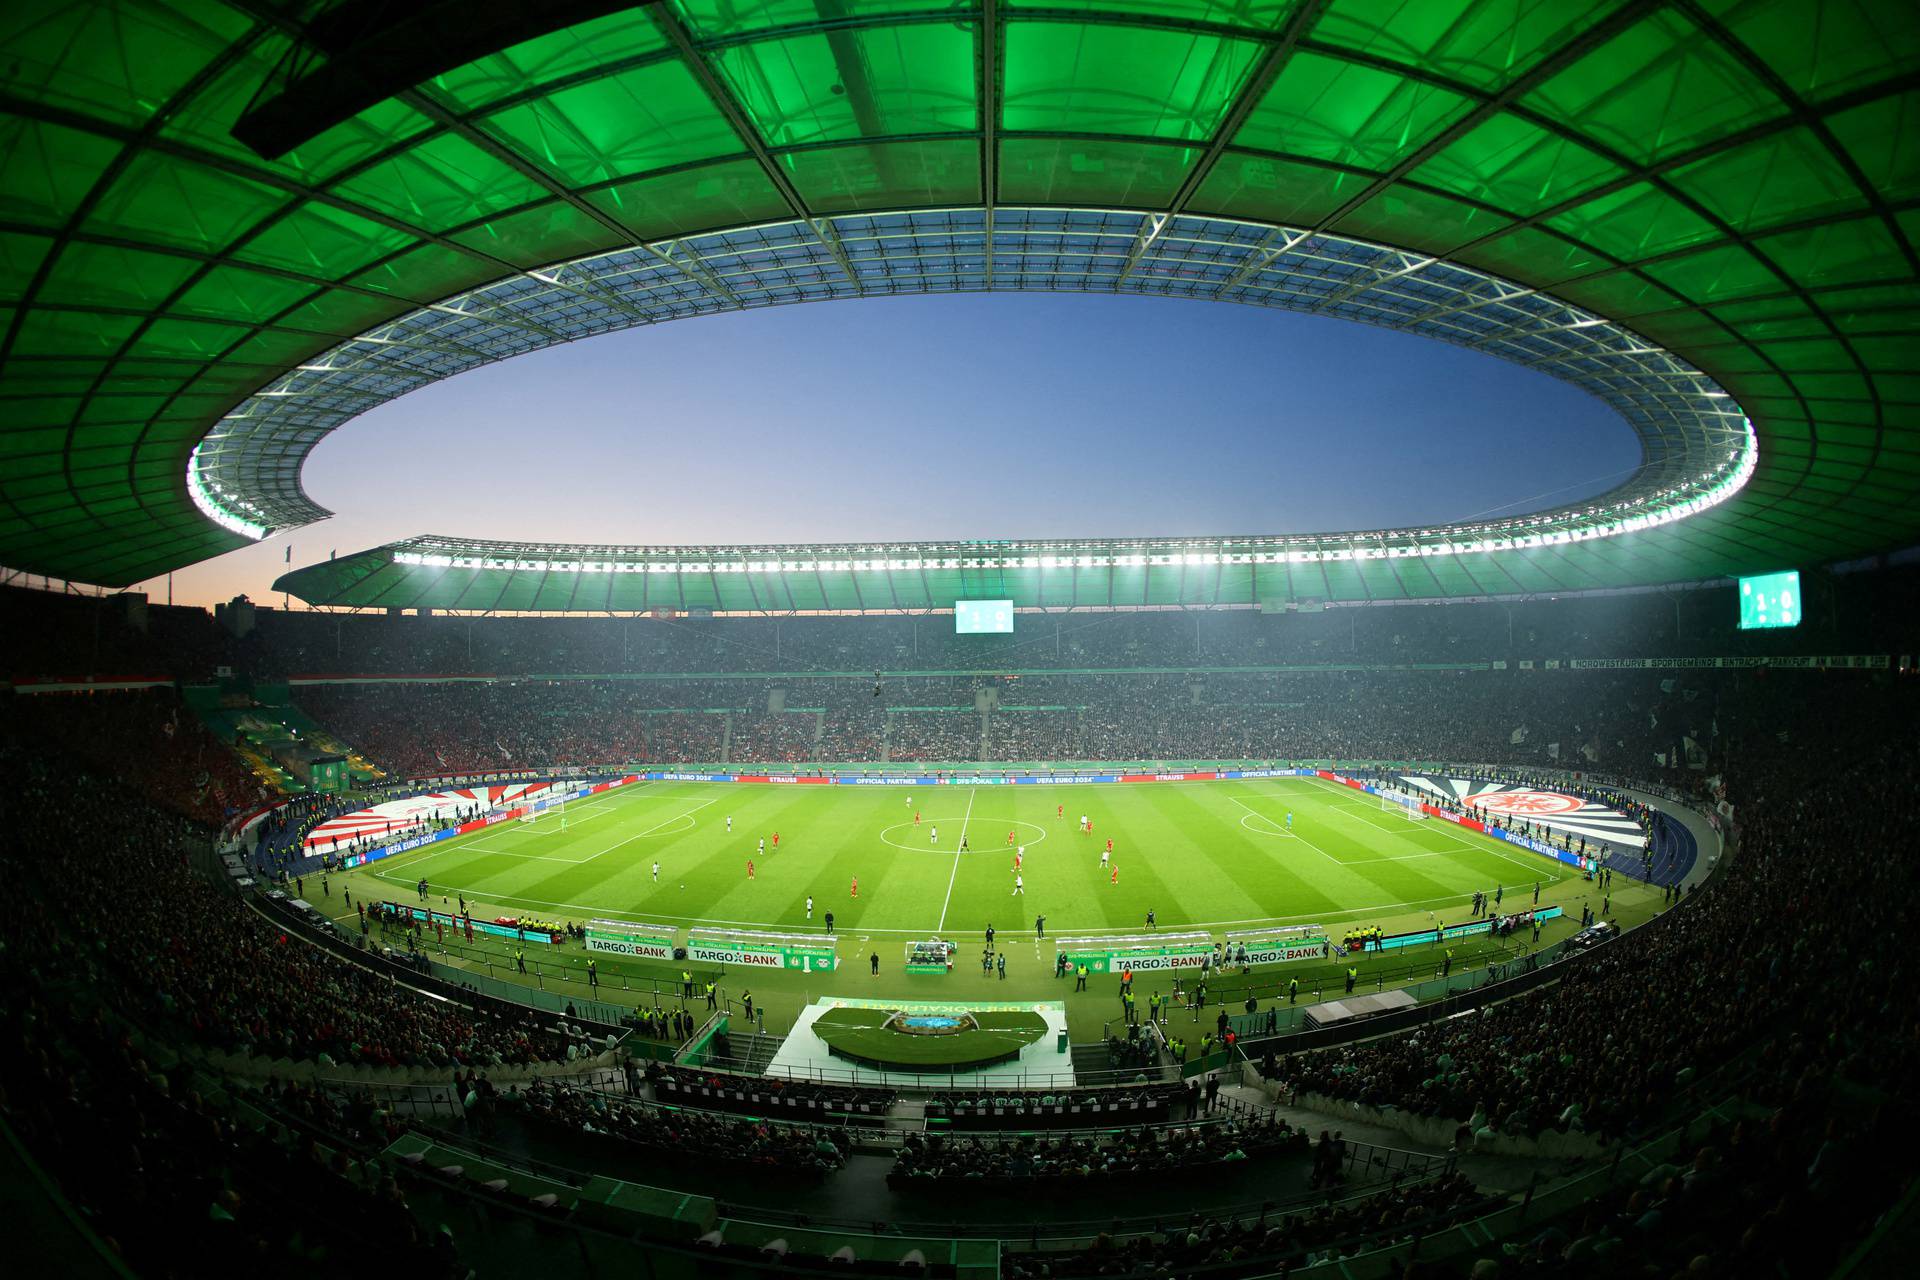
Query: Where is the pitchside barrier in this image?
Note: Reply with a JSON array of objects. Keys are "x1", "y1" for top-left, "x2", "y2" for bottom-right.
[
  {"x1": 686, "y1": 927, "x2": 837, "y2": 973},
  {"x1": 1222, "y1": 925, "x2": 1332, "y2": 967},
  {"x1": 1056, "y1": 931, "x2": 1212, "y2": 974},
  {"x1": 585, "y1": 919, "x2": 676, "y2": 961}
]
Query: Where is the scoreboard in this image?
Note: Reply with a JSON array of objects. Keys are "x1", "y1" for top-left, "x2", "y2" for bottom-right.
[
  {"x1": 954, "y1": 599, "x2": 1014, "y2": 634},
  {"x1": 1737, "y1": 571, "x2": 1801, "y2": 630}
]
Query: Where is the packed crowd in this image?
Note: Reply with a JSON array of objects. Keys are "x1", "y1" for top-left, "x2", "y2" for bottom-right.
[
  {"x1": 885, "y1": 710, "x2": 983, "y2": 761},
  {"x1": 1268, "y1": 676, "x2": 1918, "y2": 1155},
  {"x1": 891, "y1": 1107, "x2": 1305, "y2": 1179},
  {"x1": 0, "y1": 978, "x2": 465, "y2": 1277},
  {"x1": 279, "y1": 665, "x2": 1738, "y2": 778},
  {"x1": 517, "y1": 1078, "x2": 851, "y2": 1172},
  {"x1": 652, "y1": 1062, "x2": 896, "y2": 1112},
  {"x1": 10, "y1": 568, "x2": 1912, "y2": 689},
  {"x1": 3, "y1": 687, "x2": 263, "y2": 823},
  {"x1": 1004, "y1": 1171, "x2": 1489, "y2": 1278},
  {"x1": 0, "y1": 733, "x2": 572, "y2": 1070}
]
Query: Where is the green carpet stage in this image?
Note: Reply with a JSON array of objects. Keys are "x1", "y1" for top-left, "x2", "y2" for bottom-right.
[{"x1": 770, "y1": 997, "x2": 1071, "y2": 1087}]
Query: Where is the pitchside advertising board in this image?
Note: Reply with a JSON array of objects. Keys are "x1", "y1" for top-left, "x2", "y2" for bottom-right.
[
  {"x1": 1059, "y1": 943, "x2": 1211, "y2": 974},
  {"x1": 1236, "y1": 937, "x2": 1332, "y2": 967},
  {"x1": 688, "y1": 937, "x2": 837, "y2": 972},
  {"x1": 383, "y1": 902, "x2": 559, "y2": 944},
  {"x1": 584, "y1": 922, "x2": 675, "y2": 961}
]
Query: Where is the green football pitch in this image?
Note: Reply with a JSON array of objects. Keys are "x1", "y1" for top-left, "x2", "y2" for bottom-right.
[{"x1": 331, "y1": 775, "x2": 1645, "y2": 1041}]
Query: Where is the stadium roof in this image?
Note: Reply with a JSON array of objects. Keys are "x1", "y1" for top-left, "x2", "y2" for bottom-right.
[{"x1": 2, "y1": 1, "x2": 1916, "y2": 602}]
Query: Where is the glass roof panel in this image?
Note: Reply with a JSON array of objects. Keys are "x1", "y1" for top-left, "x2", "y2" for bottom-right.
[
  {"x1": 330, "y1": 133, "x2": 559, "y2": 231},
  {"x1": 173, "y1": 265, "x2": 327, "y2": 323},
  {"x1": 0, "y1": 120, "x2": 131, "y2": 227},
  {"x1": 1, "y1": 0, "x2": 1914, "y2": 593},
  {"x1": 1701, "y1": 0, "x2": 1920, "y2": 103},
  {"x1": 36, "y1": 242, "x2": 201, "y2": 309},
  {"x1": 1, "y1": 0, "x2": 249, "y2": 129},
  {"x1": 431, "y1": 7, "x2": 670, "y2": 109},
  {"x1": 1002, "y1": 22, "x2": 1265, "y2": 140},
  {"x1": 779, "y1": 139, "x2": 981, "y2": 211},
  {"x1": 1668, "y1": 126, "x2": 1866, "y2": 234},
  {"x1": 1189, "y1": 153, "x2": 1365, "y2": 225},
  {"x1": 229, "y1": 202, "x2": 418, "y2": 279},
  {"x1": 671, "y1": 0, "x2": 946, "y2": 43},
  {"x1": 82, "y1": 152, "x2": 288, "y2": 253},
  {"x1": 475, "y1": 60, "x2": 745, "y2": 184},
  {"x1": 1411, "y1": 113, "x2": 1624, "y2": 216},
  {"x1": 447, "y1": 201, "x2": 631, "y2": 267},
  {"x1": 585, "y1": 158, "x2": 793, "y2": 240},
  {"x1": 711, "y1": 23, "x2": 979, "y2": 148},
  {"x1": 1334, "y1": 182, "x2": 1512, "y2": 255},
  {"x1": 1233, "y1": 50, "x2": 1472, "y2": 170},
  {"x1": 1824, "y1": 91, "x2": 1920, "y2": 203},
  {"x1": 1524, "y1": 9, "x2": 1784, "y2": 167},
  {"x1": 1542, "y1": 182, "x2": 1719, "y2": 260},
  {"x1": 1311, "y1": 0, "x2": 1627, "y2": 92},
  {"x1": 1000, "y1": 138, "x2": 1195, "y2": 207}
]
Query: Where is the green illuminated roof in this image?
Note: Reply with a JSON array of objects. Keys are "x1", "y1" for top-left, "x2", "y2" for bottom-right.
[{"x1": 2, "y1": 0, "x2": 1916, "y2": 593}]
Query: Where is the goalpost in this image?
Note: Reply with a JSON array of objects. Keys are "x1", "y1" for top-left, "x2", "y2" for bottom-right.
[
  {"x1": 519, "y1": 794, "x2": 566, "y2": 830},
  {"x1": 1380, "y1": 788, "x2": 1428, "y2": 821}
]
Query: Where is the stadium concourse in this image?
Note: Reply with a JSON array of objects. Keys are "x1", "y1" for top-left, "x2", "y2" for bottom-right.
[{"x1": 1, "y1": 582, "x2": 1917, "y2": 1277}]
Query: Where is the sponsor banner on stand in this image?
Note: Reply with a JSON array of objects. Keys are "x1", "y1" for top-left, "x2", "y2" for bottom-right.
[
  {"x1": 1566, "y1": 655, "x2": 1888, "y2": 670},
  {"x1": 1058, "y1": 943, "x2": 1213, "y2": 975},
  {"x1": 1370, "y1": 907, "x2": 1563, "y2": 951},
  {"x1": 687, "y1": 937, "x2": 837, "y2": 972},
  {"x1": 381, "y1": 902, "x2": 560, "y2": 944},
  {"x1": 1488, "y1": 828, "x2": 1587, "y2": 868},
  {"x1": 584, "y1": 922, "x2": 676, "y2": 960},
  {"x1": 1239, "y1": 939, "x2": 1330, "y2": 967}
]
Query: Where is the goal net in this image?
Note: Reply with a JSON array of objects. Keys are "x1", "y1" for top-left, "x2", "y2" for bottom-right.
[
  {"x1": 1380, "y1": 789, "x2": 1428, "y2": 821},
  {"x1": 520, "y1": 796, "x2": 566, "y2": 829}
]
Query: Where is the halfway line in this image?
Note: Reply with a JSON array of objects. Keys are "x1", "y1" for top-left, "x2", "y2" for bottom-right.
[{"x1": 935, "y1": 786, "x2": 977, "y2": 932}]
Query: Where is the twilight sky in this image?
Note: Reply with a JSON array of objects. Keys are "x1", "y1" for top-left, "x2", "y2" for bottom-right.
[{"x1": 132, "y1": 292, "x2": 1638, "y2": 608}]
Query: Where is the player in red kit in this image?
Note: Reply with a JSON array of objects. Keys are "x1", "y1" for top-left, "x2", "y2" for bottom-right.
[
  {"x1": 1057, "y1": 803, "x2": 1063, "y2": 819},
  {"x1": 746, "y1": 860, "x2": 755, "y2": 880},
  {"x1": 914, "y1": 811, "x2": 921, "y2": 826},
  {"x1": 1110, "y1": 864, "x2": 1119, "y2": 886},
  {"x1": 1007, "y1": 829, "x2": 1016, "y2": 846},
  {"x1": 850, "y1": 875, "x2": 859, "y2": 898},
  {"x1": 772, "y1": 831, "x2": 780, "y2": 848}
]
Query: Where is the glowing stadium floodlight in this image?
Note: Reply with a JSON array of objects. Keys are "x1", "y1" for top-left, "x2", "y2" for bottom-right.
[
  {"x1": 187, "y1": 443, "x2": 270, "y2": 540},
  {"x1": 376, "y1": 418, "x2": 1758, "y2": 583}
]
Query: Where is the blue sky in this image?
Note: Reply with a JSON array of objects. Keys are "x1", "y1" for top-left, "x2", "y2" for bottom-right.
[{"x1": 139, "y1": 292, "x2": 1638, "y2": 607}]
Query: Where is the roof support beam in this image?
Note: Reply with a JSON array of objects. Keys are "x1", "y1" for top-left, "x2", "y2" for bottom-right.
[
  {"x1": 651, "y1": 5, "x2": 859, "y2": 285},
  {"x1": 1163, "y1": 0, "x2": 1329, "y2": 218}
]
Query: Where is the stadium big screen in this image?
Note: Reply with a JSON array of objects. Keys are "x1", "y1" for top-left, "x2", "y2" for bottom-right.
[
  {"x1": 954, "y1": 599, "x2": 1014, "y2": 633},
  {"x1": 1738, "y1": 571, "x2": 1802, "y2": 630}
]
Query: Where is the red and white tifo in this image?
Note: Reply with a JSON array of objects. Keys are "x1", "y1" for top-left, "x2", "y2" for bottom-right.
[
  {"x1": 1395, "y1": 775, "x2": 1649, "y2": 849},
  {"x1": 302, "y1": 783, "x2": 552, "y2": 851},
  {"x1": 1466, "y1": 790, "x2": 1585, "y2": 817}
]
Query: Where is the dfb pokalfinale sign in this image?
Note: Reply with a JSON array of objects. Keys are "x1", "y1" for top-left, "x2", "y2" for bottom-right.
[{"x1": 688, "y1": 938, "x2": 837, "y2": 972}]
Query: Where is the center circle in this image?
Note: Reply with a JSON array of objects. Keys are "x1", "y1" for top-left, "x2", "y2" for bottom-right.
[{"x1": 878, "y1": 817, "x2": 1049, "y2": 854}]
